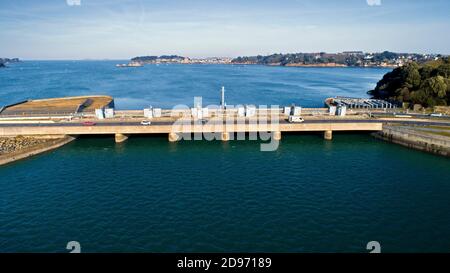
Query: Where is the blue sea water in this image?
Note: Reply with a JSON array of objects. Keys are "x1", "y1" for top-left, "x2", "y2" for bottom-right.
[
  {"x1": 0, "y1": 61, "x2": 385, "y2": 109},
  {"x1": 1, "y1": 61, "x2": 450, "y2": 253}
]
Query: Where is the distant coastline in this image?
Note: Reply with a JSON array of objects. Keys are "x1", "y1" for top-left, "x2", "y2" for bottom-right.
[
  {"x1": 0, "y1": 58, "x2": 20, "y2": 68},
  {"x1": 125, "y1": 51, "x2": 443, "y2": 68},
  {"x1": 231, "y1": 51, "x2": 442, "y2": 68}
]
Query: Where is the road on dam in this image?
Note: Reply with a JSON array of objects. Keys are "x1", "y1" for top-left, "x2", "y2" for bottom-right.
[{"x1": 0, "y1": 119, "x2": 450, "y2": 127}]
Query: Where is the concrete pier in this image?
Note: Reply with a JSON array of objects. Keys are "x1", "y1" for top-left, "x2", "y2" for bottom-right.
[
  {"x1": 324, "y1": 130, "x2": 333, "y2": 140},
  {"x1": 115, "y1": 133, "x2": 128, "y2": 143},
  {"x1": 221, "y1": 132, "x2": 230, "y2": 141},
  {"x1": 168, "y1": 132, "x2": 180, "y2": 142},
  {"x1": 273, "y1": 131, "x2": 282, "y2": 141}
]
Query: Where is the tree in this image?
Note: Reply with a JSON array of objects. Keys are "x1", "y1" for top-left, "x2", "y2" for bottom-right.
[
  {"x1": 421, "y1": 76, "x2": 447, "y2": 98},
  {"x1": 398, "y1": 87, "x2": 411, "y2": 102},
  {"x1": 435, "y1": 63, "x2": 450, "y2": 78},
  {"x1": 419, "y1": 65, "x2": 434, "y2": 80},
  {"x1": 402, "y1": 63, "x2": 421, "y2": 89}
]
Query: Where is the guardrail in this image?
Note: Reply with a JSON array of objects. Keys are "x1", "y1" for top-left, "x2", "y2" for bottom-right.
[
  {"x1": 0, "y1": 111, "x2": 80, "y2": 117},
  {"x1": 114, "y1": 108, "x2": 331, "y2": 118},
  {"x1": 0, "y1": 107, "x2": 402, "y2": 120}
]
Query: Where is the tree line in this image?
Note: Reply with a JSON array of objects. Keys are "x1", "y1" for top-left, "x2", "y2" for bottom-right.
[
  {"x1": 231, "y1": 51, "x2": 436, "y2": 67},
  {"x1": 368, "y1": 57, "x2": 450, "y2": 107}
]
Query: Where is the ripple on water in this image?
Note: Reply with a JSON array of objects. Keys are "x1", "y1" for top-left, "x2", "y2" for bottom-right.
[{"x1": 1, "y1": 134, "x2": 450, "y2": 252}]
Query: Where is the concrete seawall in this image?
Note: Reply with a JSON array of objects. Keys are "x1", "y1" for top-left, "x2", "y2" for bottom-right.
[
  {"x1": 373, "y1": 126, "x2": 450, "y2": 157},
  {"x1": 0, "y1": 135, "x2": 76, "y2": 166}
]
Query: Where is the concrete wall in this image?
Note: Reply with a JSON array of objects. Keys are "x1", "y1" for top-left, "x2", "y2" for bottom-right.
[
  {"x1": 373, "y1": 126, "x2": 450, "y2": 157},
  {"x1": 434, "y1": 106, "x2": 450, "y2": 115}
]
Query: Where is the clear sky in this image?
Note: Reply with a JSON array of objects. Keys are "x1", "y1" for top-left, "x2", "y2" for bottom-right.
[{"x1": 1, "y1": 0, "x2": 449, "y2": 60}]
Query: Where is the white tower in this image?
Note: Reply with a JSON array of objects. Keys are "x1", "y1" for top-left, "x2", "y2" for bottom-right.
[{"x1": 221, "y1": 86, "x2": 225, "y2": 109}]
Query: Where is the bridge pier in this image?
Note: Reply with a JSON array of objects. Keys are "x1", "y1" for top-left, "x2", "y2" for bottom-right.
[
  {"x1": 168, "y1": 132, "x2": 181, "y2": 142},
  {"x1": 115, "y1": 133, "x2": 128, "y2": 143},
  {"x1": 273, "y1": 131, "x2": 282, "y2": 141},
  {"x1": 221, "y1": 132, "x2": 230, "y2": 141},
  {"x1": 324, "y1": 130, "x2": 333, "y2": 140}
]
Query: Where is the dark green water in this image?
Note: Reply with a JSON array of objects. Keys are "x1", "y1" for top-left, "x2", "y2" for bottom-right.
[{"x1": 1, "y1": 134, "x2": 450, "y2": 252}]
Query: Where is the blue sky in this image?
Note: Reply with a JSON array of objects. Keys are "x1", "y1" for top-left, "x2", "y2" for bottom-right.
[{"x1": 1, "y1": 0, "x2": 449, "y2": 59}]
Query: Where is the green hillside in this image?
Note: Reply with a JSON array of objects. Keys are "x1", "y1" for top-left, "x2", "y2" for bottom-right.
[{"x1": 369, "y1": 57, "x2": 450, "y2": 107}]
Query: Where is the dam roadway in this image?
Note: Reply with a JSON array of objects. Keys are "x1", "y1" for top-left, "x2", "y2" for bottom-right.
[
  {"x1": 1, "y1": 95, "x2": 449, "y2": 142},
  {"x1": 0, "y1": 118, "x2": 380, "y2": 141},
  {"x1": 1, "y1": 118, "x2": 449, "y2": 142}
]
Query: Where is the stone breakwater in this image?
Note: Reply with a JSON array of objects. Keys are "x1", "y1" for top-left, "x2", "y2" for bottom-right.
[
  {"x1": 0, "y1": 136, "x2": 49, "y2": 155},
  {"x1": 0, "y1": 135, "x2": 76, "y2": 166}
]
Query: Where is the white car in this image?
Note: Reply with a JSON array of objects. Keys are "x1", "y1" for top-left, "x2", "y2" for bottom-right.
[
  {"x1": 394, "y1": 114, "x2": 412, "y2": 118},
  {"x1": 288, "y1": 116, "x2": 305, "y2": 123},
  {"x1": 140, "y1": 120, "x2": 152, "y2": 125},
  {"x1": 430, "y1": 113, "x2": 443, "y2": 117}
]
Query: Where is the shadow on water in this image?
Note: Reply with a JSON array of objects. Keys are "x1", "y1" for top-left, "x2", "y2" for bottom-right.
[{"x1": 72, "y1": 131, "x2": 379, "y2": 145}]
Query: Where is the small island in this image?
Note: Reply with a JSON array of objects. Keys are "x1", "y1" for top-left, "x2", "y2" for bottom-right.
[
  {"x1": 0, "y1": 58, "x2": 20, "y2": 68},
  {"x1": 116, "y1": 62, "x2": 143, "y2": 68},
  {"x1": 128, "y1": 55, "x2": 232, "y2": 65},
  {"x1": 131, "y1": 55, "x2": 188, "y2": 64}
]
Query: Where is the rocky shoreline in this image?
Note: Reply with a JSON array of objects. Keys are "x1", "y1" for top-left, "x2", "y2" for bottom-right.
[
  {"x1": 285, "y1": 63, "x2": 347, "y2": 67},
  {"x1": 0, "y1": 136, "x2": 75, "y2": 166},
  {"x1": 0, "y1": 136, "x2": 50, "y2": 154}
]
